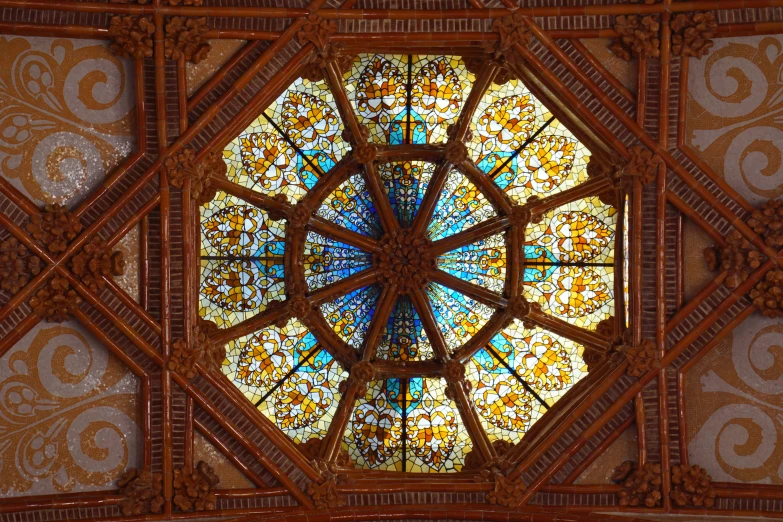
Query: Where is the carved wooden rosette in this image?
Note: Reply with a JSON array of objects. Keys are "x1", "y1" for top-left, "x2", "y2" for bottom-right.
[
  {"x1": 297, "y1": 14, "x2": 355, "y2": 83},
  {"x1": 26, "y1": 204, "x2": 83, "y2": 255},
  {"x1": 670, "y1": 12, "x2": 718, "y2": 58},
  {"x1": 117, "y1": 468, "x2": 165, "y2": 516},
  {"x1": 703, "y1": 230, "x2": 764, "y2": 290},
  {"x1": 307, "y1": 459, "x2": 347, "y2": 509},
  {"x1": 374, "y1": 230, "x2": 436, "y2": 294},
  {"x1": 670, "y1": 464, "x2": 717, "y2": 508},
  {"x1": 168, "y1": 319, "x2": 225, "y2": 379},
  {"x1": 163, "y1": 148, "x2": 228, "y2": 206},
  {"x1": 747, "y1": 198, "x2": 783, "y2": 250},
  {"x1": 464, "y1": 12, "x2": 531, "y2": 84},
  {"x1": 750, "y1": 269, "x2": 783, "y2": 318},
  {"x1": 164, "y1": 17, "x2": 212, "y2": 65},
  {"x1": 613, "y1": 461, "x2": 663, "y2": 507},
  {"x1": 172, "y1": 461, "x2": 220, "y2": 512},
  {"x1": 0, "y1": 237, "x2": 42, "y2": 295},
  {"x1": 29, "y1": 276, "x2": 82, "y2": 323},
  {"x1": 483, "y1": 470, "x2": 526, "y2": 507},
  {"x1": 108, "y1": 16, "x2": 155, "y2": 60},
  {"x1": 624, "y1": 146, "x2": 664, "y2": 186},
  {"x1": 610, "y1": 15, "x2": 661, "y2": 62},
  {"x1": 624, "y1": 339, "x2": 658, "y2": 377},
  {"x1": 69, "y1": 237, "x2": 126, "y2": 294}
]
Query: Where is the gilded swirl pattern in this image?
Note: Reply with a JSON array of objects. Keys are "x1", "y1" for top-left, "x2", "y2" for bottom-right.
[
  {"x1": 0, "y1": 323, "x2": 140, "y2": 496},
  {"x1": 686, "y1": 35, "x2": 783, "y2": 204},
  {"x1": 0, "y1": 36, "x2": 136, "y2": 206},
  {"x1": 686, "y1": 315, "x2": 783, "y2": 484}
]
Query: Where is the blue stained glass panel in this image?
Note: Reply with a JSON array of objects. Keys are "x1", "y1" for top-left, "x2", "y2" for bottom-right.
[
  {"x1": 377, "y1": 296, "x2": 434, "y2": 361},
  {"x1": 317, "y1": 174, "x2": 383, "y2": 238},
  {"x1": 425, "y1": 283, "x2": 494, "y2": 352},
  {"x1": 304, "y1": 231, "x2": 373, "y2": 291},
  {"x1": 321, "y1": 285, "x2": 382, "y2": 348},
  {"x1": 427, "y1": 169, "x2": 496, "y2": 241}
]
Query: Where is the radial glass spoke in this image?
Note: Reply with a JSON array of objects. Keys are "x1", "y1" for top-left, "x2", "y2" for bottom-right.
[
  {"x1": 304, "y1": 230, "x2": 373, "y2": 291},
  {"x1": 377, "y1": 295, "x2": 434, "y2": 361},
  {"x1": 425, "y1": 282, "x2": 495, "y2": 353},
  {"x1": 427, "y1": 168, "x2": 496, "y2": 241},
  {"x1": 321, "y1": 284, "x2": 382, "y2": 349},
  {"x1": 317, "y1": 173, "x2": 384, "y2": 238},
  {"x1": 437, "y1": 233, "x2": 506, "y2": 295}
]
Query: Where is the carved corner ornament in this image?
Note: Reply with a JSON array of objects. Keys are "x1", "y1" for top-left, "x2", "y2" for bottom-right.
[
  {"x1": 353, "y1": 143, "x2": 378, "y2": 164},
  {"x1": 444, "y1": 140, "x2": 469, "y2": 164},
  {"x1": 375, "y1": 230, "x2": 435, "y2": 294},
  {"x1": 108, "y1": 16, "x2": 155, "y2": 60},
  {"x1": 613, "y1": 461, "x2": 663, "y2": 507},
  {"x1": 296, "y1": 15, "x2": 355, "y2": 83},
  {"x1": 0, "y1": 238, "x2": 42, "y2": 295},
  {"x1": 624, "y1": 339, "x2": 658, "y2": 377},
  {"x1": 169, "y1": 319, "x2": 226, "y2": 379},
  {"x1": 307, "y1": 459, "x2": 348, "y2": 509},
  {"x1": 670, "y1": 464, "x2": 717, "y2": 508},
  {"x1": 610, "y1": 15, "x2": 661, "y2": 62},
  {"x1": 704, "y1": 230, "x2": 764, "y2": 290},
  {"x1": 464, "y1": 12, "x2": 531, "y2": 84},
  {"x1": 26, "y1": 204, "x2": 83, "y2": 255},
  {"x1": 69, "y1": 237, "x2": 126, "y2": 294},
  {"x1": 117, "y1": 468, "x2": 165, "y2": 516},
  {"x1": 29, "y1": 277, "x2": 81, "y2": 323},
  {"x1": 483, "y1": 469, "x2": 526, "y2": 508},
  {"x1": 624, "y1": 146, "x2": 664, "y2": 186},
  {"x1": 163, "y1": 147, "x2": 228, "y2": 206},
  {"x1": 750, "y1": 269, "x2": 783, "y2": 318},
  {"x1": 507, "y1": 295, "x2": 531, "y2": 322},
  {"x1": 173, "y1": 461, "x2": 220, "y2": 512},
  {"x1": 463, "y1": 439, "x2": 515, "y2": 472},
  {"x1": 164, "y1": 17, "x2": 212, "y2": 64},
  {"x1": 298, "y1": 437, "x2": 353, "y2": 468},
  {"x1": 670, "y1": 12, "x2": 717, "y2": 59}
]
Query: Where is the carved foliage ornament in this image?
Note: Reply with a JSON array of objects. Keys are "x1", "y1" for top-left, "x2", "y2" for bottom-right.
[
  {"x1": 703, "y1": 230, "x2": 763, "y2": 290},
  {"x1": 70, "y1": 237, "x2": 126, "y2": 294},
  {"x1": 483, "y1": 12, "x2": 532, "y2": 58},
  {"x1": 747, "y1": 198, "x2": 783, "y2": 249},
  {"x1": 108, "y1": 16, "x2": 155, "y2": 60},
  {"x1": 610, "y1": 15, "x2": 661, "y2": 61},
  {"x1": 750, "y1": 269, "x2": 783, "y2": 318},
  {"x1": 624, "y1": 146, "x2": 664, "y2": 186},
  {"x1": 26, "y1": 204, "x2": 83, "y2": 255},
  {"x1": 164, "y1": 17, "x2": 211, "y2": 65},
  {"x1": 484, "y1": 470, "x2": 526, "y2": 507},
  {"x1": 29, "y1": 276, "x2": 81, "y2": 323},
  {"x1": 463, "y1": 439, "x2": 515, "y2": 472},
  {"x1": 0, "y1": 238, "x2": 42, "y2": 295},
  {"x1": 168, "y1": 319, "x2": 226, "y2": 379},
  {"x1": 173, "y1": 461, "x2": 220, "y2": 512},
  {"x1": 163, "y1": 148, "x2": 228, "y2": 206},
  {"x1": 613, "y1": 461, "x2": 663, "y2": 507},
  {"x1": 375, "y1": 230, "x2": 435, "y2": 294},
  {"x1": 670, "y1": 464, "x2": 717, "y2": 508},
  {"x1": 444, "y1": 140, "x2": 469, "y2": 164},
  {"x1": 307, "y1": 459, "x2": 347, "y2": 509},
  {"x1": 297, "y1": 14, "x2": 338, "y2": 53},
  {"x1": 117, "y1": 468, "x2": 165, "y2": 516},
  {"x1": 624, "y1": 339, "x2": 658, "y2": 377},
  {"x1": 670, "y1": 12, "x2": 718, "y2": 59}
]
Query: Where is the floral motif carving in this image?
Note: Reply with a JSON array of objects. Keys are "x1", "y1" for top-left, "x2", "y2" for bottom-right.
[
  {"x1": 353, "y1": 143, "x2": 378, "y2": 164},
  {"x1": 375, "y1": 230, "x2": 435, "y2": 293},
  {"x1": 173, "y1": 461, "x2": 220, "y2": 512},
  {"x1": 444, "y1": 140, "x2": 469, "y2": 164},
  {"x1": 610, "y1": 15, "x2": 661, "y2": 61},
  {"x1": 29, "y1": 277, "x2": 81, "y2": 323},
  {"x1": 168, "y1": 319, "x2": 225, "y2": 379},
  {"x1": 747, "y1": 198, "x2": 783, "y2": 249},
  {"x1": 670, "y1": 464, "x2": 717, "y2": 508},
  {"x1": 484, "y1": 471, "x2": 526, "y2": 507},
  {"x1": 625, "y1": 146, "x2": 663, "y2": 186},
  {"x1": 625, "y1": 339, "x2": 658, "y2": 377},
  {"x1": 163, "y1": 148, "x2": 228, "y2": 206},
  {"x1": 0, "y1": 238, "x2": 42, "y2": 295},
  {"x1": 302, "y1": 45, "x2": 355, "y2": 83},
  {"x1": 70, "y1": 238, "x2": 126, "y2": 294},
  {"x1": 108, "y1": 16, "x2": 155, "y2": 60},
  {"x1": 464, "y1": 57, "x2": 518, "y2": 86},
  {"x1": 442, "y1": 359, "x2": 466, "y2": 383},
  {"x1": 342, "y1": 124, "x2": 370, "y2": 146},
  {"x1": 750, "y1": 269, "x2": 783, "y2": 318},
  {"x1": 351, "y1": 361, "x2": 375, "y2": 384},
  {"x1": 307, "y1": 460, "x2": 346, "y2": 509},
  {"x1": 164, "y1": 17, "x2": 211, "y2": 64},
  {"x1": 168, "y1": 338, "x2": 199, "y2": 379},
  {"x1": 614, "y1": 461, "x2": 663, "y2": 507},
  {"x1": 507, "y1": 295, "x2": 531, "y2": 320},
  {"x1": 117, "y1": 469, "x2": 165, "y2": 516},
  {"x1": 26, "y1": 204, "x2": 83, "y2": 255},
  {"x1": 704, "y1": 230, "x2": 763, "y2": 289},
  {"x1": 464, "y1": 440, "x2": 514, "y2": 472},
  {"x1": 482, "y1": 12, "x2": 532, "y2": 59},
  {"x1": 297, "y1": 14, "x2": 337, "y2": 53},
  {"x1": 288, "y1": 203, "x2": 313, "y2": 229},
  {"x1": 670, "y1": 12, "x2": 718, "y2": 58}
]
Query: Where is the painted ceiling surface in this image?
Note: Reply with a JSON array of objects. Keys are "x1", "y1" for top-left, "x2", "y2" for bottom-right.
[{"x1": 0, "y1": 2, "x2": 781, "y2": 521}]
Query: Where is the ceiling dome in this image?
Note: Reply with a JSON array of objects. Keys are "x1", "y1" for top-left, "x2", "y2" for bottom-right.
[{"x1": 200, "y1": 53, "x2": 617, "y2": 473}]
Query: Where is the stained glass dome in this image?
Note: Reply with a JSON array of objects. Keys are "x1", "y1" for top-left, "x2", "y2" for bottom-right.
[{"x1": 200, "y1": 54, "x2": 618, "y2": 473}]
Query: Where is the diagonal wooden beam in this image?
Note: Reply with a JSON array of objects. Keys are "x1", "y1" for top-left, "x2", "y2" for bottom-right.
[
  {"x1": 428, "y1": 215, "x2": 510, "y2": 256},
  {"x1": 430, "y1": 269, "x2": 507, "y2": 309},
  {"x1": 309, "y1": 216, "x2": 379, "y2": 253},
  {"x1": 307, "y1": 267, "x2": 379, "y2": 306}
]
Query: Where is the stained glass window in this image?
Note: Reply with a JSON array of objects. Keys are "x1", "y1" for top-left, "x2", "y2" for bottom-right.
[{"x1": 201, "y1": 52, "x2": 622, "y2": 473}]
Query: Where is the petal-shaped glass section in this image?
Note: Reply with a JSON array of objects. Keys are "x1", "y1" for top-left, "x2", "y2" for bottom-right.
[
  {"x1": 205, "y1": 56, "x2": 624, "y2": 473},
  {"x1": 345, "y1": 54, "x2": 474, "y2": 145},
  {"x1": 224, "y1": 319, "x2": 348, "y2": 443},
  {"x1": 345, "y1": 378, "x2": 472, "y2": 472},
  {"x1": 427, "y1": 168, "x2": 496, "y2": 241}
]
